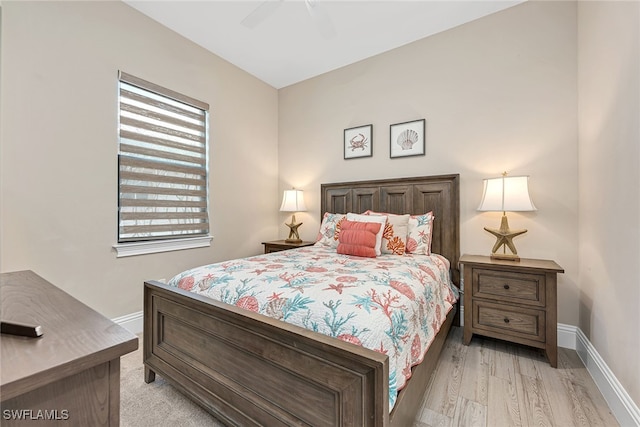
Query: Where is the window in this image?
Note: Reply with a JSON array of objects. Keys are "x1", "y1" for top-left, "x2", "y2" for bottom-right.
[{"x1": 117, "y1": 71, "x2": 209, "y2": 250}]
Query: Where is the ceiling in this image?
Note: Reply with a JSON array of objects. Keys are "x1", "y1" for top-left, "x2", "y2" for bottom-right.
[{"x1": 124, "y1": 0, "x2": 524, "y2": 89}]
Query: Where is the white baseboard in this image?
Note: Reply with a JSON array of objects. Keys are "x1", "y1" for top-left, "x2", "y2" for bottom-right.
[
  {"x1": 112, "y1": 311, "x2": 143, "y2": 335},
  {"x1": 111, "y1": 309, "x2": 638, "y2": 426},
  {"x1": 557, "y1": 322, "x2": 578, "y2": 350},
  {"x1": 557, "y1": 324, "x2": 640, "y2": 425},
  {"x1": 575, "y1": 328, "x2": 640, "y2": 426}
]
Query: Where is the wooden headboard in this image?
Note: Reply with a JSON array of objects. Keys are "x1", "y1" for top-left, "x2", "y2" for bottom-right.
[{"x1": 320, "y1": 174, "x2": 460, "y2": 288}]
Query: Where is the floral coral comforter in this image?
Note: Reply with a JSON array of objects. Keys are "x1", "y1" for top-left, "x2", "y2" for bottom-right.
[{"x1": 168, "y1": 244, "x2": 458, "y2": 410}]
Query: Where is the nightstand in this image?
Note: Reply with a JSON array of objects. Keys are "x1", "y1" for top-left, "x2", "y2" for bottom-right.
[
  {"x1": 262, "y1": 240, "x2": 315, "y2": 254},
  {"x1": 460, "y1": 254, "x2": 564, "y2": 367}
]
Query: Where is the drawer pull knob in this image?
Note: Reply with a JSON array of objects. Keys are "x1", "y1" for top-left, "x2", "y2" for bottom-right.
[
  {"x1": 504, "y1": 318, "x2": 510, "y2": 323},
  {"x1": 503, "y1": 284, "x2": 510, "y2": 290}
]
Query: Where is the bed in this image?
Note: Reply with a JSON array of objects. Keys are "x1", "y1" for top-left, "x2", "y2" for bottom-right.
[{"x1": 143, "y1": 174, "x2": 460, "y2": 426}]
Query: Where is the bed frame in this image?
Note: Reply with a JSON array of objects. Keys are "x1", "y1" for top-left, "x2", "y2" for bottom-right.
[{"x1": 144, "y1": 174, "x2": 460, "y2": 426}]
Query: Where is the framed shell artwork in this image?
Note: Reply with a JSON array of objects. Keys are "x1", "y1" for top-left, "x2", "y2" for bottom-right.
[
  {"x1": 389, "y1": 119, "x2": 425, "y2": 158},
  {"x1": 344, "y1": 124, "x2": 373, "y2": 159}
]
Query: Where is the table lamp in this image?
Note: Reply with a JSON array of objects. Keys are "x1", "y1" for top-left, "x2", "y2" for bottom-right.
[
  {"x1": 477, "y1": 172, "x2": 536, "y2": 261},
  {"x1": 280, "y1": 189, "x2": 307, "y2": 243}
]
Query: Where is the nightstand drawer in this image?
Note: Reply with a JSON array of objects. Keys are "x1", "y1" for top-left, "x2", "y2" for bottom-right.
[
  {"x1": 473, "y1": 268, "x2": 545, "y2": 307},
  {"x1": 472, "y1": 300, "x2": 545, "y2": 342}
]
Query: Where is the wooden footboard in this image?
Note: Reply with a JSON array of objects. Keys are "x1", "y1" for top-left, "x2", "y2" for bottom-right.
[
  {"x1": 144, "y1": 280, "x2": 455, "y2": 427},
  {"x1": 144, "y1": 280, "x2": 390, "y2": 426}
]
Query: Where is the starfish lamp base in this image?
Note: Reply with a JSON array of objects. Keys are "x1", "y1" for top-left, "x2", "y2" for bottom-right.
[
  {"x1": 484, "y1": 213, "x2": 528, "y2": 262},
  {"x1": 284, "y1": 213, "x2": 303, "y2": 243},
  {"x1": 490, "y1": 252, "x2": 521, "y2": 262}
]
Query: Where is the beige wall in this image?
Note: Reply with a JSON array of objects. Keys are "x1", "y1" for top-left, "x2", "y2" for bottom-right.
[
  {"x1": 578, "y1": 1, "x2": 640, "y2": 406},
  {"x1": 279, "y1": 1, "x2": 580, "y2": 325},
  {"x1": 0, "y1": 1, "x2": 279, "y2": 318}
]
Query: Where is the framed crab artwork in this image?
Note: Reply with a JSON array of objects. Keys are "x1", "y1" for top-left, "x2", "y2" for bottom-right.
[
  {"x1": 390, "y1": 119, "x2": 425, "y2": 158},
  {"x1": 343, "y1": 124, "x2": 373, "y2": 159}
]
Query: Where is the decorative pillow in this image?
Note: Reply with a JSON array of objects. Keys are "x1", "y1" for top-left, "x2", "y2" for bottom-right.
[
  {"x1": 406, "y1": 212, "x2": 435, "y2": 255},
  {"x1": 364, "y1": 211, "x2": 410, "y2": 255},
  {"x1": 336, "y1": 220, "x2": 382, "y2": 258},
  {"x1": 315, "y1": 213, "x2": 346, "y2": 248},
  {"x1": 345, "y1": 213, "x2": 387, "y2": 256}
]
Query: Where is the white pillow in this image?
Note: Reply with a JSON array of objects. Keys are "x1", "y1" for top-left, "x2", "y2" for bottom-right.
[{"x1": 346, "y1": 213, "x2": 387, "y2": 256}]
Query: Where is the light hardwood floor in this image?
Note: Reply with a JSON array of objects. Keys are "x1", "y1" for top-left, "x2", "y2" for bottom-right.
[
  {"x1": 121, "y1": 327, "x2": 619, "y2": 426},
  {"x1": 415, "y1": 326, "x2": 619, "y2": 427}
]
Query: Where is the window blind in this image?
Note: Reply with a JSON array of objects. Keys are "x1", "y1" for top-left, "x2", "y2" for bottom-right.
[{"x1": 118, "y1": 71, "x2": 209, "y2": 243}]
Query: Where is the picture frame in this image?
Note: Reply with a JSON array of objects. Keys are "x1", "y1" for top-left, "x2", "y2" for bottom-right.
[
  {"x1": 389, "y1": 119, "x2": 425, "y2": 158},
  {"x1": 344, "y1": 124, "x2": 373, "y2": 159}
]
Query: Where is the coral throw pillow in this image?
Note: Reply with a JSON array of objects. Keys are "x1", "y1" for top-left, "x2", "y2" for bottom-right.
[
  {"x1": 337, "y1": 220, "x2": 382, "y2": 258},
  {"x1": 345, "y1": 213, "x2": 387, "y2": 256}
]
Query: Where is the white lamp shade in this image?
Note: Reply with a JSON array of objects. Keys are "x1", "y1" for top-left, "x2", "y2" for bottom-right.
[
  {"x1": 280, "y1": 189, "x2": 307, "y2": 212},
  {"x1": 477, "y1": 175, "x2": 536, "y2": 212}
]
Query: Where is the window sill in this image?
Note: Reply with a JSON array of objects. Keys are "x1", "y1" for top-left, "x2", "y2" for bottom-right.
[{"x1": 113, "y1": 236, "x2": 212, "y2": 258}]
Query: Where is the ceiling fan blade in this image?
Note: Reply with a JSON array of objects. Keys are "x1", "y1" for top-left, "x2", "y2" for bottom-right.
[
  {"x1": 241, "y1": 0, "x2": 283, "y2": 29},
  {"x1": 305, "y1": 0, "x2": 336, "y2": 39}
]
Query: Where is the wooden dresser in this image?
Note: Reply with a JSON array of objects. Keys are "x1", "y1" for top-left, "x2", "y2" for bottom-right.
[
  {"x1": 0, "y1": 271, "x2": 138, "y2": 426},
  {"x1": 460, "y1": 255, "x2": 564, "y2": 367}
]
